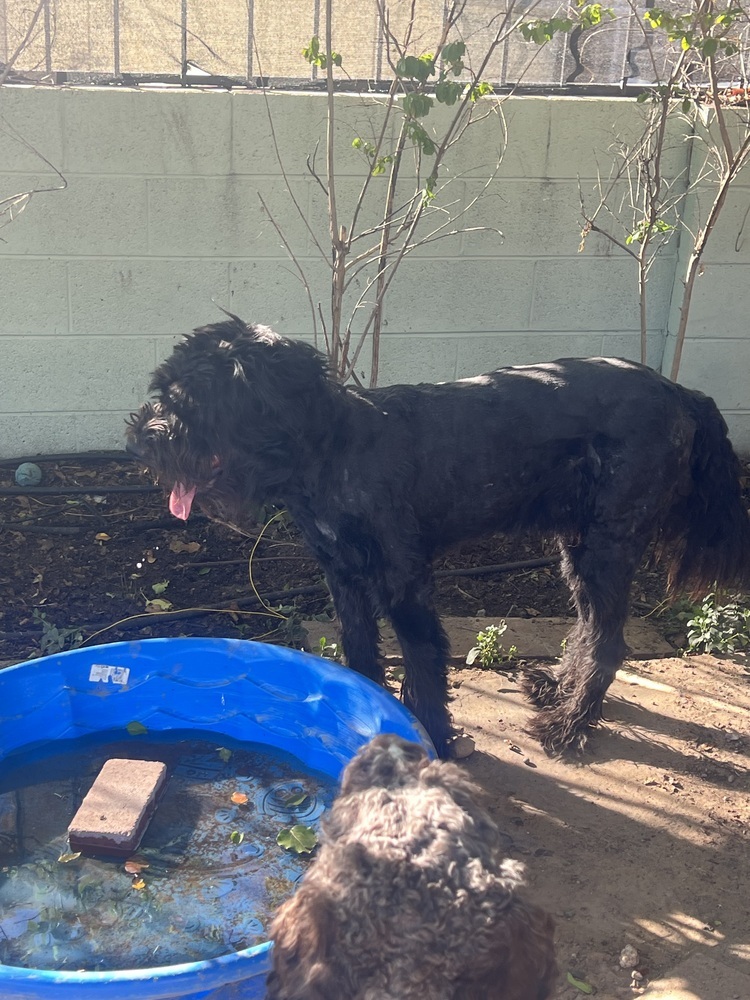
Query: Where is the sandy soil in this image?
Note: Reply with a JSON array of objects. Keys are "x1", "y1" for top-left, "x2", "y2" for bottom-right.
[{"x1": 449, "y1": 652, "x2": 750, "y2": 998}]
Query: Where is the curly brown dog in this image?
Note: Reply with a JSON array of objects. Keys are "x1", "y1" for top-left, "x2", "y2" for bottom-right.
[
  {"x1": 266, "y1": 734, "x2": 557, "y2": 1000},
  {"x1": 126, "y1": 317, "x2": 750, "y2": 756}
]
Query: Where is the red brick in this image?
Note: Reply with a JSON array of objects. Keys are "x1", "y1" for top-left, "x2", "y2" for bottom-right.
[{"x1": 68, "y1": 758, "x2": 167, "y2": 858}]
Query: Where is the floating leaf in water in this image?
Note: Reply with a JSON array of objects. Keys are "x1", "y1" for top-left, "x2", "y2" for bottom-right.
[
  {"x1": 151, "y1": 580, "x2": 170, "y2": 595},
  {"x1": 131, "y1": 877, "x2": 147, "y2": 891},
  {"x1": 126, "y1": 721, "x2": 148, "y2": 736},
  {"x1": 279, "y1": 788, "x2": 309, "y2": 808},
  {"x1": 124, "y1": 859, "x2": 150, "y2": 875},
  {"x1": 277, "y1": 824, "x2": 318, "y2": 854},
  {"x1": 230, "y1": 830, "x2": 245, "y2": 845},
  {"x1": 566, "y1": 971, "x2": 594, "y2": 994},
  {"x1": 57, "y1": 851, "x2": 81, "y2": 864},
  {"x1": 217, "y1": 748, "x2": 233, "y2": 763},
  {"x1": 231, "y1": 792, "x2": 249, "y2": 805}
]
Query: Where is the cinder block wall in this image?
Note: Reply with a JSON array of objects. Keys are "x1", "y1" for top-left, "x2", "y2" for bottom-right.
[{"x1": 0, "y1": 87, "x2": 747, "y2": 456}]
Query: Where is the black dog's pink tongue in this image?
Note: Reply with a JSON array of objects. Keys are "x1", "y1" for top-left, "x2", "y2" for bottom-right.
[{"x1": 169, "y1": 483, "x2": 197, "y2": 521}]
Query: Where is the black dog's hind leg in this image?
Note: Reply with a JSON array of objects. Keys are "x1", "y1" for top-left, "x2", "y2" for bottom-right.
[
  {"x1": 523, "y1": 526, "x2": 647, "y2": 754},
  {"x1": 389, "y1": 586, "x2": 454, "y2": 758}
]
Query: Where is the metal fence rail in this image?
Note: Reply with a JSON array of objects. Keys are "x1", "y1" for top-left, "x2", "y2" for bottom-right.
[{"x1": 0, "y1": 0, "x2": 747, "y2": 90}]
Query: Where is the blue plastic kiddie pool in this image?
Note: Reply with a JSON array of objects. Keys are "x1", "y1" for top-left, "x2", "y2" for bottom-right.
[{"x1": 0, "y1": 637, "x2": 433, "y2": 999}]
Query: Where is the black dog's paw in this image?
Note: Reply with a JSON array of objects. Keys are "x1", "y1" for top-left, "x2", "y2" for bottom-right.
[
  {"x1": 524, "y1": 702, "x2": 603, "y2": 757},
  {"x1": 520, "y1": 667, "x2": 561, "y2": 709}
]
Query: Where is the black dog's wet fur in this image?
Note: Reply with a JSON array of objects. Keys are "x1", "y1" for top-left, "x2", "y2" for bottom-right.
[{"x1": 127, "y1": 318, "x2": 750, "y2": 756}]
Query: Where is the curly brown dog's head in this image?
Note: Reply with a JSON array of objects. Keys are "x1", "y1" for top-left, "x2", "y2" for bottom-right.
[
  {"x1": 267, "y1": 733, "x2": 558, "y2": 1000},
  {"x1": 125, "y1": 316, "x2": 331, "y2": 522},
  {"x1": 337, "y1": 733, "x2": 431, "y2": 796}
]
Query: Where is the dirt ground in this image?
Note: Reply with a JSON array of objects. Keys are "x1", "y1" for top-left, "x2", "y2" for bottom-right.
[
  {"x1": 453, "y1": 652, "x2": 750, "y2": 999},
  {"x1": 1, "y1": 454, "x2": 749, "y2": 996}
]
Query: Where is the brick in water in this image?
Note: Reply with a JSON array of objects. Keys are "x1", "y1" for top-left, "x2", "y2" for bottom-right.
[{"x1": 68, "y1": 759, "x2": 168, "y2": 858}]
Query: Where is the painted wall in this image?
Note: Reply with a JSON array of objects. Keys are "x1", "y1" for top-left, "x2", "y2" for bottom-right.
[{"x1": 0, "y1": 87, "x2": 747, "y2": 457}]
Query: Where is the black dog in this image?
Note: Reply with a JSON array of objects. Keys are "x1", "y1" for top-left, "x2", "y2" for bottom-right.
[{"x1": 126, "y1": 317, "x2": 750, "y2": 756}]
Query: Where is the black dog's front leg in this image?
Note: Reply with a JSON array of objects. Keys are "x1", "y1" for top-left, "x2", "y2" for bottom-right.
[
  {"x1": 324, "y1": 569, "x2": 385, "y2": 687},
  {"x1": 389, "y1": 592, "x2": 454, "y2": 758}
]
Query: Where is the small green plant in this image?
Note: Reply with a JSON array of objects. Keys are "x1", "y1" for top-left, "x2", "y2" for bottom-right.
[
  {"x1": 685, "y1": 593, "x2": 750, "y2": 654},
  {"x1": 466, "y1": 621, "x2": 518, "y2": 667},
  {"x1": 33, "y1": 609, "x2": 83, "y2": 656},
  {"x1": 317, "y1": 636, "x2": 342, "y2": 661}
]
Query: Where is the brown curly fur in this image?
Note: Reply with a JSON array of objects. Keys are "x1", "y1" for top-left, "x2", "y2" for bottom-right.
[{"x1": 266, "y1": 735, "x2": 557, "y2": 1000}]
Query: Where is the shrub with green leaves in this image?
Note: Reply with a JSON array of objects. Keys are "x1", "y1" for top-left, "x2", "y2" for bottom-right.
[
  {"x1": 466, "y1": 621, "x2": 518, "y2": 667},
  {"x1": 685, "y1": 592, "x2": 750, "y2": 654}
]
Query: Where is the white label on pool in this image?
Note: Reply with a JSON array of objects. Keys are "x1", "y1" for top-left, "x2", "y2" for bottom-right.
[{"x1": 89, "y1": 664, "x2": 131, "y2": 684}]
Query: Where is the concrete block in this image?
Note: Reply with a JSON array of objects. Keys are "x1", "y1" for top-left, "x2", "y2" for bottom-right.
[
  {"x1": 601, "y1": 331, "x2": 666, "y2": 370},
  {"x1": 384, "y1": 259, "x2": 534, "y2": 333},
  {"x1": 531, "y1": 257, "x2": 674, "y2": 331},
  {"x1": 0, "y1": 87, "x2": 64, "y2": 172},
  {"x1": 147, "y1": 176, "x2": 311, "y2": 256},
  {"x1": 75, "y1": 411, "x2": 135, "y2": 452},
  {"x1": 673, "y1": 337, "x2": 750, "y2": 412},
  {"x1": 460, "y1": 179, "x2": 605, "y2": 257},
  {"x1": 722, "y1": 411, "x2": 750, "y2": 456},
  {"x1": 422, "y1": 100, "x2": 551, "y2": 183},
  {"x1": 62, "y1": 89, "x2": 232, "y2": 175},
  {"x1": 0, "y1": 413, "x2": 78, "y2": 460},
  {"x1": 376, "y1": 335, "x2": 458, "y2": 385},
  {"x1": 0, "y1": 336, "x2": 156, "y2": 412},
  {"x1": 455, "y1": 333, "x2": 606, "y2": 377},
  {"x1": 69, "y1": 259, "x2": 230, "y2": 336},
  {"x1": 690, "y1": 186, "x2": 750, "y2": 264},
  {"x1": 545, "y1": 98, "x2": 689, "y2": 181},
  {"x1": 668, "y1": 264, "x2": 747, "y2": 338},
  {"x1": 0, "y1": 258, "x2": 69, "y2": 334},
  {"x1": 0, "y1": 175, "x2": 147, "y2": 256},
  {"x1": 228, "y1": 259, "x2": 328, "y2": 335}
]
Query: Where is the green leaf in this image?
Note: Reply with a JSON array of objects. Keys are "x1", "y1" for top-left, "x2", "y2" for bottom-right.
[
  {"x1": 566, "y1": 972, "x2": 594, "y2": 994},
  {"x1": 280, "y1": 788, "x2": 310, "y2": 807},
  {"x1": 58, "y1": 851, "x2": 82, "y2": 864},
  {"x1": 277, "y1": 824, "x2": 319, "y2": 854},
  {"x1": 126, "y1": 721, "x2": 148, "y2": 736},
  {"x1": 701, "y1": 36, "x2": 718, "y2": 57},
  {"x1": 441, "y1": 40, "x2": 466, "y2": 65},
  {"x1": 435, "y1": 77, "x2": 463, "y2": 106},
  {"x1": 403, "y1": 91, "x2": 434, "y2": 119},
  {"x1": 468, "y1": 80, "x2": 494, "y2": 101},
  {"x1": 197, "y1": 567, "x2": 211, "y2": 575},
  {"x1": 217, "y1": 747, "x2": 233, "y2": 762},
  {"x1": 230, "y1": 830, "x2": 245, "y2": 845},
  {"x1": 151, "y1": 580, "x2": 169, "y2": 595},
  {"x1": 395, "y1": 54, "x2": 435, "y2": 82}
]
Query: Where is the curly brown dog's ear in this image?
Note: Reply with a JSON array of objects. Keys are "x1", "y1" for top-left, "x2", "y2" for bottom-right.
[
  {"x1": 456, "y1": 898, "x2": 558, "y2": 1000},
  {"x1": 266, "y1": 885, "x2": 347, "y2": 1000}
]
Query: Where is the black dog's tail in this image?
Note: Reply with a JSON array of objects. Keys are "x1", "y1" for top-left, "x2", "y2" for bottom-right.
[{"x1": 657, "y1": 391, "x2": 750, "y2": 600}]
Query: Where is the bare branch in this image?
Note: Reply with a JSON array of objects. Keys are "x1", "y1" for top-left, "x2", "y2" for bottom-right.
[
  {"x1": 252, "y1": 39, "x2": 332, "y2": 266},
  {"x1": 257, "y1": 192, "x2": 318, "y2": 347}
]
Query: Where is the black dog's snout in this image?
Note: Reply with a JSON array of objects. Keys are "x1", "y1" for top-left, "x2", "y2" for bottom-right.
[{"x1": 125, "y1": 437, "x2": 144, "y2": 460}]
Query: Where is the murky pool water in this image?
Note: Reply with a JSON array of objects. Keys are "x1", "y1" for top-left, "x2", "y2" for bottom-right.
[{"x1": 0, "y1": 731, "x2": 335, "y2": 971}]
